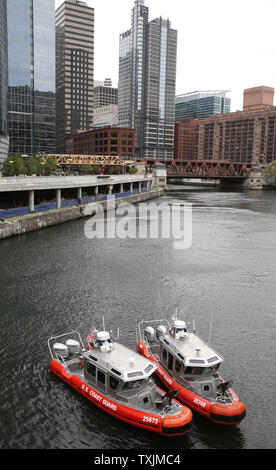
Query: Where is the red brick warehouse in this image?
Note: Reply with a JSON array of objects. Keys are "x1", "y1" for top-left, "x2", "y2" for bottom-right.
[{"x1": 66, "y1": 126, "x2": 135, "y2": 159}]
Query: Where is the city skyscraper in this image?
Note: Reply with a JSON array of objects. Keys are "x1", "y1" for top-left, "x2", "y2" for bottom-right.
[
  {"x1": 55, "y1": 0, "x2": 94, "y2": 153},
  {"x1": 7, "y1": 0, "x2": 56, "y2": 156},
  {"x1": 118, "y1": 0, "x2": 177, "y2": 161},
  {"x1": 0, "y1": 0, "x2": 9, "y2": 163}
]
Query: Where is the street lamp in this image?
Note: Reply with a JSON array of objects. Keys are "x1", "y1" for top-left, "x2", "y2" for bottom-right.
[{"x1": 21, "y1": 154, "x2": 29, "y2": 176}]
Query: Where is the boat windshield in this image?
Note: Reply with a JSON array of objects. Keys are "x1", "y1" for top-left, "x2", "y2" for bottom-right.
[
  {"x1": 122, "y1": 379, "x2": 144, "y2": 391},
  {"x1": 184, "y1": 364, "x2": 220, "y2": 376},
  {"x1": 203, "y1": 364, "x2": 220, "y2": 374}
]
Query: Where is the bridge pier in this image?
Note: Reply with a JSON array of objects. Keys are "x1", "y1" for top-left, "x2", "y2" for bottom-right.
[
  {"x1": 56, "y1": 189, "x2": 61, "y2": 209},
  {"x1": 77, "y1": 187, "x2": 82, "y2": 203},
  {"x1": 28, "y1": 190, "x2": 35, "y2": 213}
]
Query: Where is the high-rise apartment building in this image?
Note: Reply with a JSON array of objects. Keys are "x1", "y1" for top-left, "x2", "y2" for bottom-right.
[
  {"x1": 118, "y1": 0, "x2": 177, "y2": 161},
  {"x1": 7, "y1": 0, "x2": 56, "y2": 156},
  {"x1": 55, "y1": 0, "x2": 94, "y2": 153},
  {"x1": 0, "y1": 0, "x2": 9, "y2": 163},
  {"x1": 175, "y1": 91, "x2": 231, "y2": 122},
  {"x1": 194, "y1": 87, "x2": 276, "y2": 166}
]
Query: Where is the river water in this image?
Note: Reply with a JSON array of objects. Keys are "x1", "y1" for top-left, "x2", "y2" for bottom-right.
[{"x1": 0, "y1": 185, "x2": 276, "y2": 450}]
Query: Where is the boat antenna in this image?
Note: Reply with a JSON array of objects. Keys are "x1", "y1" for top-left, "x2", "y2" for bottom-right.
[
  {"x1": 208, "y1": 315, "x2": 213, "y2": 344},
  {"x1": 117, "y1": 327, "x2": 120, "y2": 342},
  {"x1": 193, "y1": 320, "x2": 196, "y2": 335},
  {"x1": 103, "y1": 316, "x2": 105, "y2": 331}
]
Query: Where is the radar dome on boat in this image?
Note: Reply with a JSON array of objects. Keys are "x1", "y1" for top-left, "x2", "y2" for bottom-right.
[
  {"x1": 174, "y1": 320, "x2": 187, "y2": 329},
  {"x1": 97, "y1": 331, "x2": 110, "y2": 342}
]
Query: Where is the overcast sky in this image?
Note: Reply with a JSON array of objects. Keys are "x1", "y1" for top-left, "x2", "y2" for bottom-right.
[{"x1": 55, "y1": 0, "x2": 276, "y2": 111}]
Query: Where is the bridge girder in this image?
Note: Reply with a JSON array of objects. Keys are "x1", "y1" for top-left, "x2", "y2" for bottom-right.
[
  {"x1": 39, "y1": 154, "x2": 135, "y2": 167},
  {"x1": 167, "y1": 161, "x2": 253, "y2": 179}
]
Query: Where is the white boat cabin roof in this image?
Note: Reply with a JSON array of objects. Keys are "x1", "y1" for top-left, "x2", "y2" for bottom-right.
[
  {"x1": 162, "y1": 332, "x2": 224, "y2": 367},
  {"x1": 84, "y1": 342, "x2": 157, "y2": 382}
]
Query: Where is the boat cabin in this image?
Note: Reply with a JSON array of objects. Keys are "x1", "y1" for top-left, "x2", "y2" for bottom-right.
[
  {"x1": 157, "y1": 324, "x2": 224, "y2": 399},
  {"x1": 83, "y1": 332, "x2": 159, "y2": 408}
]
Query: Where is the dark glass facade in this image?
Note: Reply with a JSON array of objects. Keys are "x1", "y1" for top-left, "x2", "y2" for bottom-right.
[
  {"x1": 7, "y1": 0, "x2": 56, "y2": 156},
  {"x1": 0, "y1": 0, "x2": 9, "y2": 163},
  {"x1": 175, "y1": 92, "x2": 231, "y2": 122}
]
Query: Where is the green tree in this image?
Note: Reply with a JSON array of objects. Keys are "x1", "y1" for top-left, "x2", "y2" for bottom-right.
[
  {"x1": 129, "y1": 166, "x2": 138, "y2": 175},
  {"x1": 112, "y1": 166, "x2": 122, "y2": 175},
  {"x1": 90, "y1": 165, "x2": 101, "y2": 174},
  {"x1": 265, "y1": 161, "x2": 276, "y2": 176},
  {"x1": 82, "y1": 165, "x2": 92, "y2": 175},
  {"x1": 44, "y1": 156, "x2": 57, "y2": 176},
  {"x1": 26, "y1": 156, "x2": 39, "y2": 175},
  {"x1": 3, "y1": 154, "x2": 25, "y2": 176},
  {"x1": 3, "y1": 157, "x2": 15, "y2": 176},
  {"x1": 12, "y1": 154, "x2": 25, "y2": 175}
]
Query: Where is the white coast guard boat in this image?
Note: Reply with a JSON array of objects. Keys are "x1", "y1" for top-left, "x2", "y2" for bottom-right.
[
  {"x1": 48, "y1": 324, "x2": 193, "y2": 436},
  {"x1": 137, "y1": 315, "x2": 246, "y2": 425}
]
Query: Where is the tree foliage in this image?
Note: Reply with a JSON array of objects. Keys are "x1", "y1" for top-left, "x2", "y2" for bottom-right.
[
  {"x1": 265, "y1": 161, "x2": 276, "y2": 176},
  {"x1": 129, "y1": 166, "x2": 138, "y2": 175},
  {"x1": 3, "y1": 154, "x2": 57, "y2": 176}
]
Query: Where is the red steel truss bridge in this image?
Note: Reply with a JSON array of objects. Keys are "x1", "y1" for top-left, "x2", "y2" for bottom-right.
[{"x1": 166, "y1": 161, "x2": 253, "y2": 179}]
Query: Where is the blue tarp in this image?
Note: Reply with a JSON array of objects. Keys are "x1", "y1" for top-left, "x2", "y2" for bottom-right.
[{"x1": 0, "y1": 189, "x2": 152, "y2": 219}]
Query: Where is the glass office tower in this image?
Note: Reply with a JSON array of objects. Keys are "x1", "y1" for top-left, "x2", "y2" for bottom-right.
[
  {"x1": 118, "y1": 0, "x2": 177, "y2": 161},
  {"x1": 7, "y1": 0, "x2": 56, "y2": 156},
  {"x1": 0, "y1": 0, "x2": 9, "y2": 163},
  {"x1": 175, "y1": 91, "x2": 231, "y2": 122}
]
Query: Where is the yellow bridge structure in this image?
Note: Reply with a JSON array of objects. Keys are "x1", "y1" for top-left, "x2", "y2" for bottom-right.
[{"x1": 40, "y1": 154, "x2": 135, "y2": 168}]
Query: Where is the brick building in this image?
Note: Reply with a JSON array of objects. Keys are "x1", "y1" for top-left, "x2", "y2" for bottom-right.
[
  {"x1": 174, "y1": 120, "x2": 196, "y2": 161},
  {"x1": 69, "y1": 126, "x2": 135, "y2": 158},
  {"x1": 191, "y1": 86, "x2": 276, "y2": 166}
]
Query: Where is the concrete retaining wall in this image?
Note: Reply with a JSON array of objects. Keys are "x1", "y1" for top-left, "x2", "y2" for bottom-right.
[{"x1": 0, "y1": 189, "x2": 164, "y2": 240}]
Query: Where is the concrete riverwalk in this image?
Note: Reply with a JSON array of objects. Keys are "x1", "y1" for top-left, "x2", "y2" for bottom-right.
[{"x1": 0, "y1": 187, "x2": 164, "y2": 240}]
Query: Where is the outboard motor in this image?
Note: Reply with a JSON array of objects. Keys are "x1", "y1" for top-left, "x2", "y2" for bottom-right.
[
  {"x1": 156, "y1": 325, "x2": 167, "y2": 340},
  {"x1": 66, "y1": 339, "x2": 81, "y2": 356},
  {"x1": 144, "y1": 326, "x2": 155, "y2": 343},
  {"x1": 53, "y1": 343, "x2": 69, "y2": 360}
]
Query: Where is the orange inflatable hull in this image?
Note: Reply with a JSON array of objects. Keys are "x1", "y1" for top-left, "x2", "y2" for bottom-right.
[
  {"x1": 137, "y1": 341, "x2": 246, "y2": 425},
  {"x1": 50, "y1": 360, "x2": 193, "y2": 436}
]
